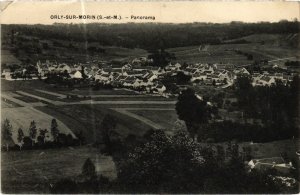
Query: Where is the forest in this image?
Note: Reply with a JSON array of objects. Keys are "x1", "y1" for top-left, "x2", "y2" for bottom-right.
[{"x1": 2, "y1": 20, "x2": 299, "y2": 50}]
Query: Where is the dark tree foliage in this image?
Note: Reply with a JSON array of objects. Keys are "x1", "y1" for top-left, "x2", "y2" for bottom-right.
[
  {"x1": 176, "y1": 88, "x2": 213, "y2": 139},
  {"x1": 148, "y1": 49, "x2": 175, "y2": 68},
  {"x1": 285, "y1": 61, "x2": 300, "y2": 67},
  {"x1": 114, "y1": 130, "x2": 295, "y2": 193},
  {"x1": 96, "y1": 114, "x2": 121, "y2": 154},
  {"x1": 3, "y1": 21, "x2": 298, "y2": 49},
  {"x1": 51, "y1": 118, "x2": 59, "y2": 142},
  {"x1": 235, "y1": 75, "x2": 299, "y2": 133},
  {"x1": 29, "y1": 120, "x2": 37, "y2": 146},
  {"x1": 175, "y1": 71, "x2": 192, "y2": 85},
  {"x1": 2, "y1": 119, "x2": 13, "y2": 151},
  {"x1": 82, "y1": 158, "x2": 96, "y2": 178}
]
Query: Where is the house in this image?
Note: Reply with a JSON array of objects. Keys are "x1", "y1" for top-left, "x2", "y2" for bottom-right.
[
  {"x1": 69, "y1": 70, "x2": 82, "y2": 79},
  {"x1": 95, "y1": 73, "x2": 110, "y2": 82},
  {"x1": 191, "y1": 73, "x2": 207, "y2": 82},
  {"x1": 201, "y1": 65, "x2": 215, "y2": 74},
  {"x1": 2, "y1": 68, "x2": 11, "y2": 77},
  {"x1": 122, "y1": 64, "x2": 132, "y2": 71},
  {"x1": 165, "y1": 62, "x2": 181, "y2": 71},
  {"x1": 184, "y1": 68, "x2": 199, "y2": 75},
  {"x1": 144, "y1": 72, "x2": 158, "y2": 82},
  {"x1": 123, "y1": 76, "x2": 136, "y2": 87},
  {"x1": 257, "y1": 75, "x2": 276, "y2": 86},
  {"x1": 248, "y1": 157, "x2": 295, "y2": 174},
  {"x1": 234, "y1": 67, "x2": 250, "y2": 75},
  {"x1": 132, "y1": 78, "x2": 150, "y2": 88},
  {"x1": 153, "y1": 82, "x2": 166, "y2": 94},
  {"x1": 36, "y1": 61, "x2": 50, "y2": 76},
  {"x1": 57, "y1": 64, "x2": 72, "y2": 73}
]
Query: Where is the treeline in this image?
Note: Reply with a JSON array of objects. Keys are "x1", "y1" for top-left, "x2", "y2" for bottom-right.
[
  {"x1": 2, "y1": 20, "x2": 299, "y2": 50},
  {"x1": 175, "y1": 78, "x2": 299, "y2": 143},
  {"x1": 1, "y1": 118, "x2": 84, "y2": 151}
]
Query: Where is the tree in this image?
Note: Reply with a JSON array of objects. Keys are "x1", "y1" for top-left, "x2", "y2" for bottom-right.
[
  {"x1": 75, "y1": 130, "x2": 85, "y2": 146},
  {"x1": 234, "y1": 75, "x2": 255, "y2": 118},
  {"x1": 176, "y1": 71, "x2": 191, "y2": 85},
  {"x1": 82, "y1": 158, "x2": 96, "y2": 178},
  {"x1": 117, "y1": 130, "x2": 205, "y2": 193},
  {"x1": 38, "y1": 128, "x2": 48, "y2": 144},
  {"x1": 97, "y1": 115, "x2": 117, "y2": 147},
  {"x1": 176, "y1": 88, "x2": 212, "y2": 140},
  {"x1": 117, "y1": 130, "x2": 288, "y2": 193},
  {"x1": 2, "y1": 119, "x2": 13, "y2": 151},
  {"x1": 17, "y1": 128, "x2": 24, "y2": 150},
  {"x1": 29, "y1": 120, "x2": 37, "y2": 146},
  {"x1": 51, "y1": 119, "x2": 59, "y2": 142},
  {"x1": 148, "y1": 49, "x2": 176, "y2": 68}
]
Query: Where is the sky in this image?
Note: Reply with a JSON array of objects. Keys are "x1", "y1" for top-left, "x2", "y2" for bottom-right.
[{"x1": 0, "y1": 1, "x2": 299, "y2": 24}]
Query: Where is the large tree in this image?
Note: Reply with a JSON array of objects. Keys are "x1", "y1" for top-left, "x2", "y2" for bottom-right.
[
  {"x1": 82, "y1": 158, "x2": 96, "y2": 179},
  {"x1": 2, "y1": 119, "x2": 13, "y2": 151},
  {"x1": 51, "y1": 118, "x2": 59, "y2": 142},
  {"x1": 148, "y1": 49, "x2": 175, "y2": 68},
  {"x1": 97, "y1": 114, "x2": 117, "y2": 147},
  {"x1": 176, "y1": 88, "x2": 213, "y2": 140},
  {"x1": 29, "y1": 120, "x2": 37, "y2": 146},
  {"x1": 17, "y1": 128, "x2": 24, "y2": 150}
]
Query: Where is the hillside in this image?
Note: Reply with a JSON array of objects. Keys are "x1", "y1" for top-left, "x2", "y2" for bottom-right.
[{"x1": 166, "y1": 33, "x2": 299, "y2": 65}]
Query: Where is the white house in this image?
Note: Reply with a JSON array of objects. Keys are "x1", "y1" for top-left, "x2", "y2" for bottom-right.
[
  {"x1": 57, "y1": 64, "x2": 72, "y2": 73},
  {"x1": 95, "y1": 73, "x2": 110, "y2": 82},
  {"x1": 155, "y1": 83, "x2": 166, "y2": 94},
  {"x1": 191, "y1": 73, "x2": 207, "y2": 82},
  {"x1": 69, "y1": 70, "x2": 82, "y2": 79}
]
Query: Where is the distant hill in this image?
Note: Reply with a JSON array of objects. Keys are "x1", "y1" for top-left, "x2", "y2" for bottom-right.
[
  {"x1": 1, "y1": 21, "x2": 299, "y2": 65},
  {"x1": 223, "y1": 33, "x2": 299, "y2": 48}
]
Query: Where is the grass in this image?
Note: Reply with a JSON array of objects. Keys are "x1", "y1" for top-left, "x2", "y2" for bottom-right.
[
  {"x1": 13, "y1": 93, "x2": 40, "y2": 103},
  {"x1": 167, "y1": 41, "x2": 299, "y2": 65},
  {"x1": 1, "y1": 146, "x2": 117, "y2": 194},
  {"x1": 130, "y1": 109, "x2": 178, "y2": 130},
  {"x1": 66, "y1": 88, "x2": 139, "y2": 95},
  {"x1": 36, "y1": 104, "x2": 152, "y2": 143},
  {"x1": 90, "y1": 96, "x2": 175, "y2": 101},
  {"x1": 1, "y1": 49, "x2": 22, "y2": 65},
  {"x1": 22, "y1": 89, "x2": 63, "y2": 101},
  {"x1": 2, "y1": 106, "x2": 76, "y2": 144},
  {"x1": 1, "y1": 97, "x2": 22, "y2": 108}
]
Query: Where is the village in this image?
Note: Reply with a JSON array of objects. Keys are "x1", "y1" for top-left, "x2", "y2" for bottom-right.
[{"x1": 2, "y1": 56, "x2": 297, "y2": 98}]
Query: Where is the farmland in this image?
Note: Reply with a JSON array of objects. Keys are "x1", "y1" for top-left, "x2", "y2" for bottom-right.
[
  {"x1": 167, "y1": 34, "x2": 299, "y2": 65},
  {"x1": 1, "y1": 80, "x2": 178, "y2": 144},
  {"x1": 2, "y1": 106, "x2": 76, "y2": 143},
  {"x1": 1, "y1": 146, "x2": 117, "y2": 194}
]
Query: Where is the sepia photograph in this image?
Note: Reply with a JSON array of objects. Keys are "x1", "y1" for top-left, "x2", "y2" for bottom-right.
[{"x1": 0, "y1": 1, "x2": 299, "y2": 194}]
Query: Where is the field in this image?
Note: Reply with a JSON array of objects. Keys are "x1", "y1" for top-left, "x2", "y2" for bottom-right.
[
  {"x1": 129, "y1": 109, "x2": 178, "y2": 130},
  {"x1": 167, "y1": 34, "x2": 299, "y2": 65},
  {"x1": 2, "y1": 106, "x2": 76, "y2": 143},
  {"x1": 1, "y1": 146, "x2": 117, "y2": 194},
  {"x1": 35, "y1": 104, "x2": 176, "y2": 143},
  {"x1": 1, "y1": 49, "x2": 22, "y2": 65},
  {"x1": 1, "y1": 97, "x2": 22, "y2": 108}
]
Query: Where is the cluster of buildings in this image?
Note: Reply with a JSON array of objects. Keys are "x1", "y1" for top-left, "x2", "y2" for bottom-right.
[{"x1": 2, "y1": 58, "x2": 297, "y2": 95}]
